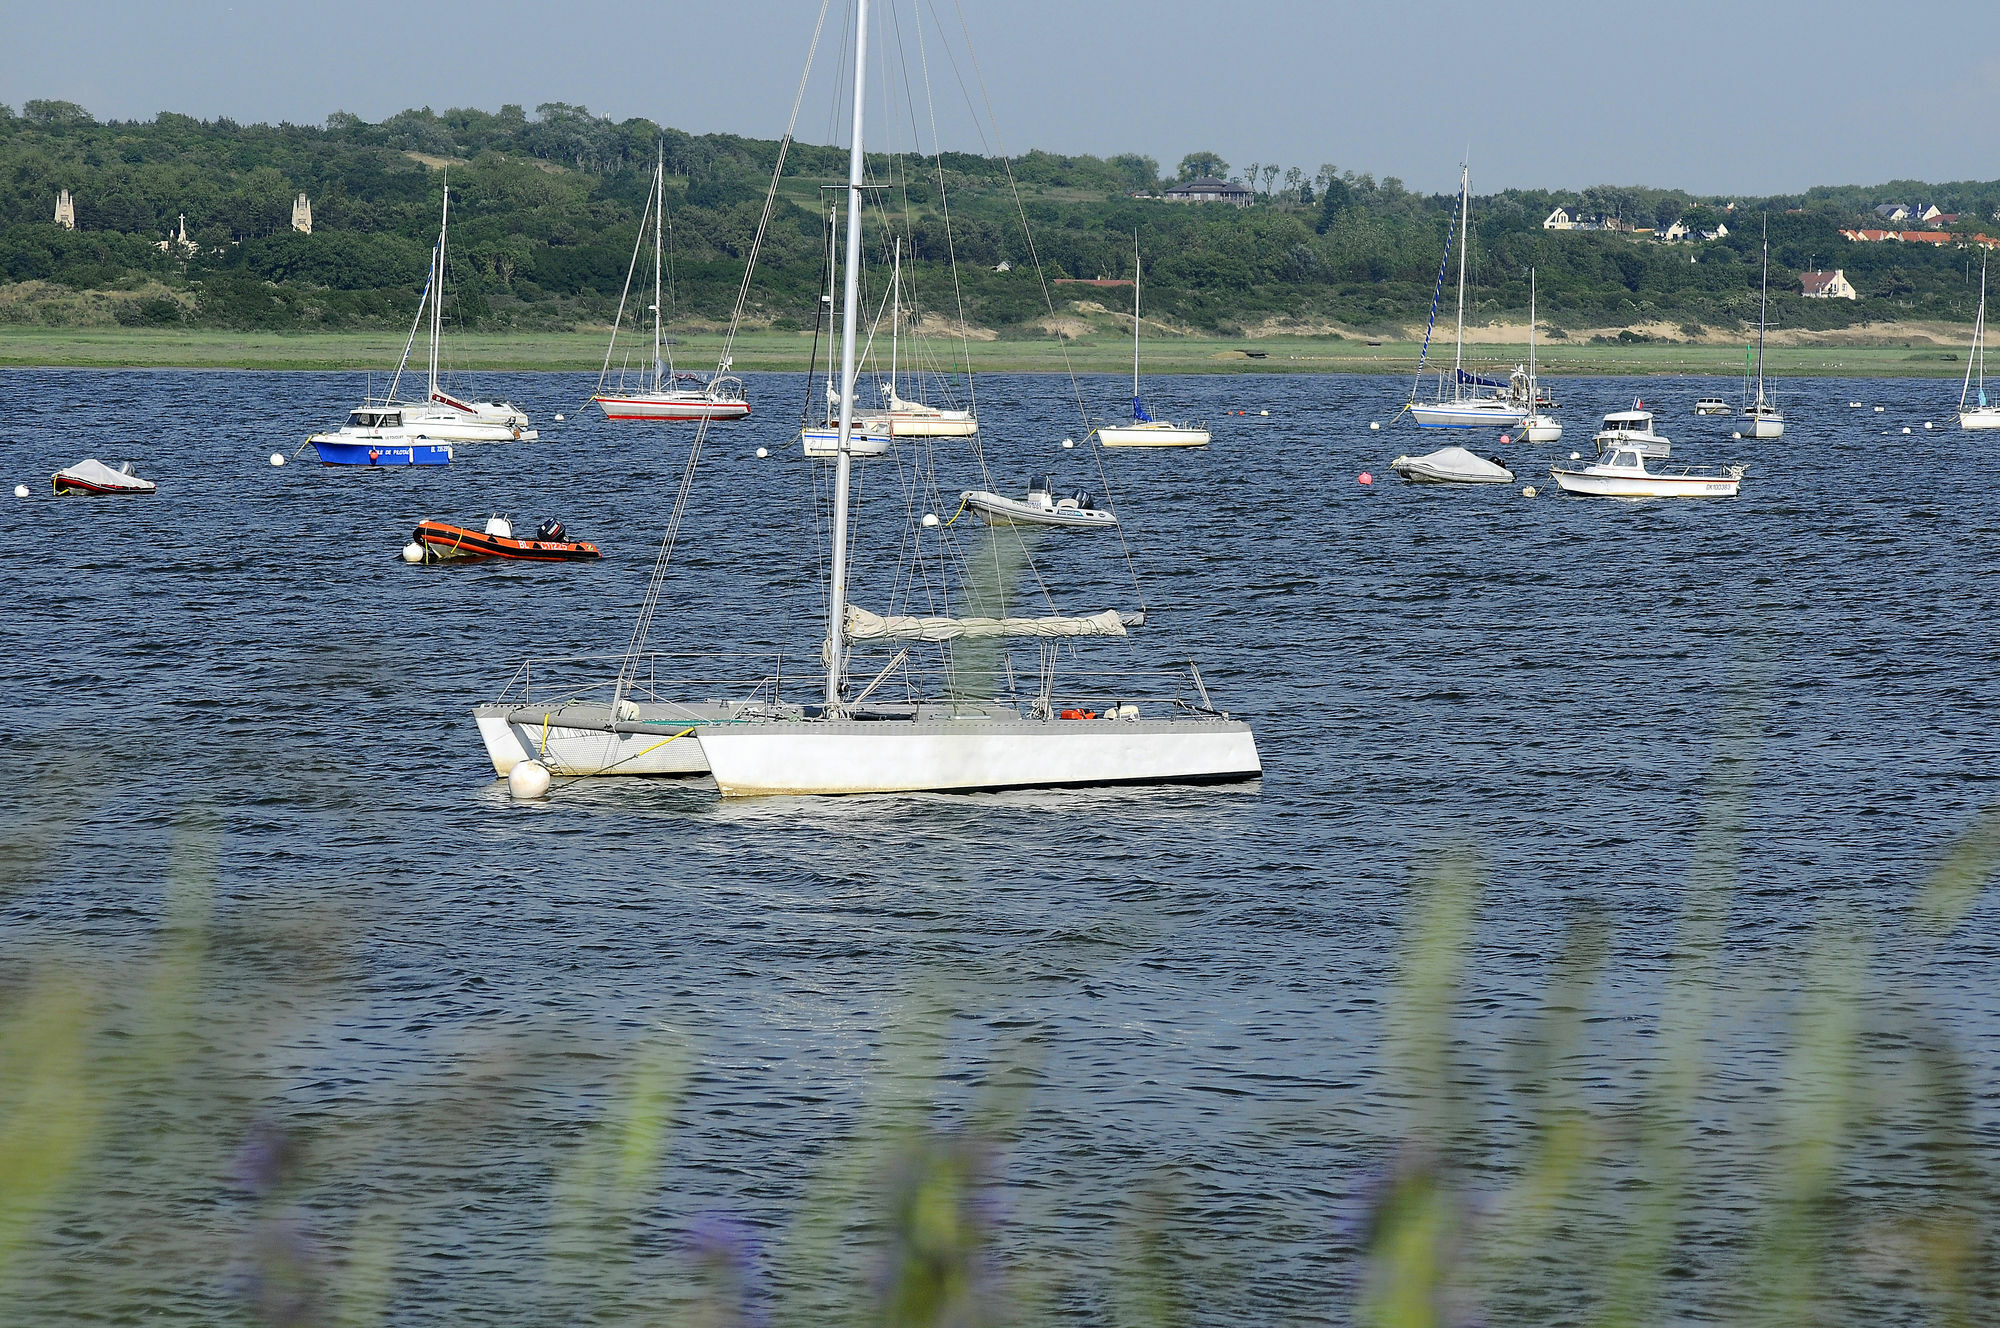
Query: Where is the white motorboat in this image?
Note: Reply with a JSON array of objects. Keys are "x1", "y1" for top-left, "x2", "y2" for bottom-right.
[
  {"x1": 1742, "y1": 220, "x2": 1784, "y2": 439},
  {"x1": 1389, "y1": 446, "x2": 1514, "y2": 484},
  {"x1": 1097, "y1": 234, "x2": 1209, "y2": 447},
  {"x1": 52, "y1": 458, "x2": 155, "y2": 495},
  {"x1": 1593, "y1": 406, "x2": 1672, "y2": 458},
  {"x1": 802, "y1": 423, "x2": 892, "y2": 457},
  {"x1": 693, "y1": 0, "x2": 1257, "y2": 796},
  {"x1": 1958, "y1": 257, "x2": 2000, "y2": 430},
  {"x1": 1551, "y1": 443, "x2": 1744, "y2": 498},
  {"x1": 1694, "y1": 398, "x2": 1732, "y2": 416},
  {"x1": 961, "y1": 477, "x2": 1118, "y2": 528},
  {"x1": 1405, "y1": 163, "x2": 1530, "y2": 432},
  {"x1": 593, "y1": 149, "x2": 752, "y2": 424}
]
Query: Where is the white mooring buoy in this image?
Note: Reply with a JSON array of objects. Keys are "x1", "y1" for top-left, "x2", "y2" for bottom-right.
[
  {"x1": 1570, "y1": 451, "x2": 1581, "y2": 461},
  {"x1": 271, "y1": 452, "x2": 287, "y2": 466},
  {"x1": 1925, "y1": 421, "x2": 1934, "y2": 430},
  {"x1": 922, "y1": 512, "x2": 939, "y2": 527},
  {"x1": 1903, "y1": 426, "x2": 1913, "y2": 434},
  {"x1": 756, "y1": 447, "x2": 769, "y2": 458},
  {"x1": 13, "y1": 484, "x2": 28, "y2": 499},
  {"x1": 508, "y1": 759, "x2": 552, "y2": 800},
  {"x1": 1061, "y1": 437, "x2": 1075, "y2": 449},
  {"x1": 554, "y1": 413, "x2": 565, "y2": 422},
  {"x1": 1521, "y1": 485, "x2": 1538, "y2": 497},
  {"x1": 402, "y1": 542, "x2": 426, "y2": 564},
  {"x1": 1369, "y1": 421, "x2": 1380, "y2": 430}
]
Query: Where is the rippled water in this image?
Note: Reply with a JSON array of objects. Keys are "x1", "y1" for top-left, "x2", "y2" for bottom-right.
[{"x1": 3, "y1": 368, "x2": 1997, "y2": 1323}]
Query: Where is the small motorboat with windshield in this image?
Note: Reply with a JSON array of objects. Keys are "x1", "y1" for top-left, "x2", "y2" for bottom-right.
[
  {"x1": 52, "y1": 458, "x2": 155, "y2": 495},
  {"x1": 960, "y1": 477, "x2": 1119, "y2": 528},
  {"x1": 1551, "y1": 444, "x2": 1744, "y2": 498},
  {"x1": 1389, "y1": 446, "x2": 1514, "y2": 484},
  {"x1": 1593, "y1": 405, "x2": 1673, "y2": 458},
  {"x1": 306, "y1": 409, "x2": 452, "y2": 466},
  {"x1": 1694, "y1": 398, "x2": 1732, "y2": 416}
]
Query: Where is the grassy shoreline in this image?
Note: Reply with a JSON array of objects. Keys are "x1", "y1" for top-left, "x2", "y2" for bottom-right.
[{"x1": 0, "y1": 326, "x2": 1978, "y2": 377}]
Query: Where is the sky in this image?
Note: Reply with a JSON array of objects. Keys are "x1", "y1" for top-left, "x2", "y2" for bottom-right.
[{"x1": 4, "y1": 0, "x2": 1996, "y2": 197}]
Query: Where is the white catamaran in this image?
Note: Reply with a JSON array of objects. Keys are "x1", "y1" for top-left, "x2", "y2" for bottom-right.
[
  {"x1": 1959, "y1": 256, "x2": 2000, "y2": 430},
  {"x1": 1408, "y1": 163, "x2": 1529, "y2": 431},
  {"x1": 1097, "y1": 235, "x2": 1210, "y2": 447},
  {"x1": 592, "y1": 148, "x2": 751, "y2": 423}
]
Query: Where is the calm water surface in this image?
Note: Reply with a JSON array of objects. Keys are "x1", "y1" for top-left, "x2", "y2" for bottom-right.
[{"x1": 2, "y1": 368, "x2": 1996, "y2": 1324}]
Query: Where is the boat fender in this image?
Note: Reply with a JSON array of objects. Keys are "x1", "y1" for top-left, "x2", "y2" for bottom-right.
[
  {"x1": 507, "y1": 759, "x2": 551, "y2": 800},
  {"x1": 512, "y1": 427, "x2": 522, "y2": 440},
  {"x1": 615, "y1": 701, "x2": 641, "y2": 722}
]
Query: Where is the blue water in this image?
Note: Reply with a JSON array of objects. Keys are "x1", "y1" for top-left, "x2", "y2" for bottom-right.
[{"x1": 3, "y1": 368, "x2": 1995, "y2": 1324}]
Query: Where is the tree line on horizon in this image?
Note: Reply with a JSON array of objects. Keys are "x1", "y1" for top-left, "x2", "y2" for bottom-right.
[{"x1": 2, "y1": 98, "x2": 1996, "y2": 338}]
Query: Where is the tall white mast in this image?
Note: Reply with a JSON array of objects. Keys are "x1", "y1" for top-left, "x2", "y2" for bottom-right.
[
  {"x1": 1453, "y1": 163, "x2": 1469, "y2": 387},
  {"x1": 824, "y1": 0, "x2": 871, "y2": 713},
  {"x1": 1756, "y1": 217, "x2": 1769, "y2": 408},
  {"x1": 1528, "y1": 266, "x2": 1537, "y2": 402},
  {"x1": 429, "y1": 174, "x2": 448, "y2": 401},
  {"x1": 653, "y1": 151, "x2": 665, "y2": 391},
  {"x1": 1132, "y1": 231, "x2": 1141, "y2": 404},
  {"x1": 1962, "y1": 257, "x2": 1986, "y2": 414},
  {"x1": 889, "y1": 236, "x2": 901, "y2": 402}
]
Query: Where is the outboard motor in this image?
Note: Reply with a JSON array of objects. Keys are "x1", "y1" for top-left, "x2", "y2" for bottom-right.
[
  {"x1": 1072, "y1": 490, "x2": 1095, "y2": 511},
  {"x1": 536, "y1": 518, "x2": 567, "y2": 543}
]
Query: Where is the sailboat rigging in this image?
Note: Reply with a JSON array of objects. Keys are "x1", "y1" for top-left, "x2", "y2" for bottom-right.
[
  {"x1": 1744, "y1": 217, "x2": 1785, "y2": 439},
  {"x1": 1096, "y1": 233, "x2": 1209, "y2": 447},
  {"x1": 1407, "y1": 163, "x2": 1529, "y2": 431},
  {"x1": 1958, "y1": 256, "x2": 2000, "y2": 430},
  {"x1": 593, "y1": 146, "x2": 751, "y2": 422}
]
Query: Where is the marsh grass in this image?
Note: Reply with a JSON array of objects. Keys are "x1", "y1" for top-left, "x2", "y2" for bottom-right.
[{"x1": 3, "y1": 772, "x2": 1997, "y2": 1325}]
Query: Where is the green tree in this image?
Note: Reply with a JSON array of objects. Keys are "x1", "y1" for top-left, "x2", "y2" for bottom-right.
[{"x1": 1177, "y1": 151, "x2": 1227, "y2": 182}]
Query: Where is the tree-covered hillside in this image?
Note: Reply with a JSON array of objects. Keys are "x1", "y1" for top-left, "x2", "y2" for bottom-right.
[{"x1": 2, "y1": 97, "x2": 1996, "y2": 339}]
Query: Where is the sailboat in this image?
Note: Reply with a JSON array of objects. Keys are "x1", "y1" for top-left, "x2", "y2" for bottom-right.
[
  {"x1": 1958, "y1": 256, "x2": 2000, "y2": 430},
  {"x1": 1096, "y1": 235, "x2": 1209, "y2": 447},
  {"x1": 801, "y1": 202, "x2": 891, "y2": 458},
  {"x1": 592, "y1": 149, "x2": 750, "y2": 422},
  {"x1": 1408, "y1": 163, "x2": 1529, "y2": 431},
  {"x1": 1744, "y1": 219, "x2": 1785, "y2": 439},
  {"x1": 307, "y1": 179, "x2": 534, "y2": 463},
  {"x1": 874, "y1": 238, "x2": 978, "y2": 437},
  {"x1": 1519, "y1": 268, "x2": 1562, "y2": 443},
  {"x1": 694, "y1": 0, "x2": 1258, "y2": 796}
]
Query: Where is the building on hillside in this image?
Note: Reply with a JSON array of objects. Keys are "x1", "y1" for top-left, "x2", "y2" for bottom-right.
[
  {"x1": 1801, "y1": 269, "x2": 1858, "y2": 300},
  {"x1": 1875, "y1": 203, "x2": 1912, "y2": 223},
  {"x1": 156, "y1": 214, "x2": 197, "y2": 256},
  {"x1": 1875, "y1": 203, "x2": 1944, "y2": 224},
  {"x1": 1901, "y1": 230, "x2": 1954, "y2": 246},
  {"x1": 292, "y1": 193, "x2": 313, "y2": 235},
  {"x1": 1163, "y1": 176, "x2": 1253, "y2": 206},
  {"x1": 1842, "y1": 228, "x2": 1895, "y2": 242},
  {"x1": 54, "y1": 190, "x2": 75, "y2": 229},
  {"x1": 1543, "y1": 207, "x2": 1577, "y2": 230}
]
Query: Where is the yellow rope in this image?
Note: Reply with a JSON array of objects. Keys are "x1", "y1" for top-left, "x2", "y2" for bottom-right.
[
  {"x1": 941, "y1": 493, "x2": 970, "y2": 527},
  {"x1": 538, "y1": 713, "x2": 551, "y2": 759}
]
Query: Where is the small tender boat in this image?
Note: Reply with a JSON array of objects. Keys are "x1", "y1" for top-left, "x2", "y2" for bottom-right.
[
  {"x1": 1594, "y1": 406, "x2": 1672, "y2": 458},
  {"x1": 53, "y1": 458, "x2": 156, "y2": 495},
  {"x1": 410, "y1": 516, "x2": 601, "y2": 563},
  {"x1": 961, "y1": 477, "x2": 1118, "y2": 528},
  {"x1": 1551, "y1": 445, "x2": 1744, "y2": 498},
  {"x1": 1390, "y1": 446, "x2": 1514, "y2": 485},
  {"x1": 1694, "y1": 398, "x2": 1732, "y2": 415}
]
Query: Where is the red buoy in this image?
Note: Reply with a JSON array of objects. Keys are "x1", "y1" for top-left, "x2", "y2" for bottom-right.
[{"x1": 1358, "y1": 472, "x2": 1373, "y2": 485}]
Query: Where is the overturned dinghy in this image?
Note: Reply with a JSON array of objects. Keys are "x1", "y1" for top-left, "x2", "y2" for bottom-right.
[
  {"x1": 1388, "y1": 446, "x2": 1514, "y2": 485},
  {"x1": 961, "y1": 476, "x2": 1118, "y2": 529},
  {"x1": 53, "y1": 458, "x2": 156, "y2": 495}
]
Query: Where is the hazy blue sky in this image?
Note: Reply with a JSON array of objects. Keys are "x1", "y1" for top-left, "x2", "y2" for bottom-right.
[{"x1": 5, "y1": 0, "x2": 1996, "y2": 196}]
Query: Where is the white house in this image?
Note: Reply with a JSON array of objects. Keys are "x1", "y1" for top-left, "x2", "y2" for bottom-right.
[
  {"x1": 1801, "y1": 269, "x2": 1858, "y2": 300},
  {"x1": 1874, "y1": 203, "x2": 1912, "y2": 223},
  {"x1": 1543, "y1": 207, "x2": 1576, "y2": 231}
]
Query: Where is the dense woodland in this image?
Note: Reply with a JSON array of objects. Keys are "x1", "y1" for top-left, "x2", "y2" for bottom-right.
[{"x1": 3, "y1": 98, "x2": 1998, "y2": 338}]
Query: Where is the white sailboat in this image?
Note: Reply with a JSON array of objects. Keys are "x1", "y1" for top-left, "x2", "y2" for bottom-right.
[
  {"x1": 874, "y1": 239, "x2": 978, "y2": 437},
  {"x1": 593, "y1": 149, "x2": 750, "y2": 422},
  {"x1": 310, "y1": 179, "x2": 534, "y2": 460},
  {"x1": 1520, "y1": 268, "x2": 1562, "y2": 443},
  {"x1": 1096, "y1": 234, "x2": 1209, "y2": 447},
  {"x1": 1959, "y1": 256, "x2": 2000, "y2": 430},
  {"x1": 695, "y1": 0, "x2": 1258, "y2": 796},
  {"x1": 1744, "y1": 220, "x2": 1785, "y2": 439},
  {"x1": 1408, "y1": 163, "x2": 1529, "y2": 431}
]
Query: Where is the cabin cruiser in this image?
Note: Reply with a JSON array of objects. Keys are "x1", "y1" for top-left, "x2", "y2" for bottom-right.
[
  {"x1": 1593, "y1": 407, "x2": 1672, "y2": 458},
  {"x1": 306, "y1": 408, "x2": 453, "y2": 466},
  {"x1": 1694, "y1": 398, "x2": 1732, "y2": 415},
  {"x1": 1552, "y1": 442, "x2": 1744, "y2": 498}
]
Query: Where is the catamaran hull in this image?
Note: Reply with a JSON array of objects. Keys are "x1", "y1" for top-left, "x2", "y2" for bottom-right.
[
  {"x1": 1097, "y1": 425, "x2": 1209, "y2": 447},
  {"x1": 475, "y1": 712, "x2": 712, "y2": 776},
  {"x1": 1551, "y1": 468, "x2": 1742, "y2": 498},
  {"x1": 1958, "y1": 408, "x2": 2000, "y2": 430},
  {"x1": 1409, "y1": 402, "x2": 1528, "y2": 429},
  {"x1": 307, "y1": 438, "x2": 453, "y2": 466},
  {"x1": 695, "y1": 719, "x2": 1260, "y2": 797},
  {"x1": 594, "y1": 394, "x2": 752, "y2": 422}
]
